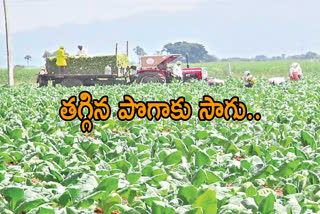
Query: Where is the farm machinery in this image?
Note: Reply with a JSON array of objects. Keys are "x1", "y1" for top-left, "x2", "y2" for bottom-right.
[
  {"x1": 37, "y1": 53, "x2": 208, "y2": 87},
  {"x1": 136, "y1": 54, "x2": 208, "y2": 83}
]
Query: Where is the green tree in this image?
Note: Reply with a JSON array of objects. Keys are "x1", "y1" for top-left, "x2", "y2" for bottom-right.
[
  {"x1": 162, "y1": 41, "x2": 213, "y2": 63},
  {"x1": 24, "y1": 55, "x2": 32, "y2": 65},
  {"x1": 134, "y1": 46, "x2": 147, "y2": 63},
  {"x1": 305, "y1": 51, "x2": 319, "y2": 59}
]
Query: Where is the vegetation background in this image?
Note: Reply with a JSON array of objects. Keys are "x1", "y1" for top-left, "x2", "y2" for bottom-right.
[{"x1": 1, "y1": 60, "x2": 319, "y2": 86}]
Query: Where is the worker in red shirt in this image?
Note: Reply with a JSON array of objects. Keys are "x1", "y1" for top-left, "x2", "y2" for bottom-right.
[{"x1": 289, "y1": 62, "x2": 303, "y2": 81}]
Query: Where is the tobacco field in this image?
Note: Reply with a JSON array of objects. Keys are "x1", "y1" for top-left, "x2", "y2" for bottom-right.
[{"x1": 0, "y1": 75, "x2": 319, "y2": 213}]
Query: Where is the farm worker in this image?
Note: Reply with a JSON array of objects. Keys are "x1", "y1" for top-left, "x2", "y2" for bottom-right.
[
  {"x1": 243, "y1": 71, "x2": 256, "y2": 88},
  {"x1": 208, "y1": 77, "x2": 225, "y2": 86},
  {"x1": 77, "y1": 45, "x2": 88, "y2": 56},
  {"x1": 173, "y1": 61, "x2": 183, "y2": 80},
  {"x1": 268, "y1": 77, "x2": 286, "y2": 86},
  {"x1": 36, "y1": 67, "x2": 48, "y2": 84},
  {"x1": 56, "y1": 46, "x2": 68, "y2": 74},
  {"x1": 289, "y1": 62, "x2": 303, "y2": 81}
]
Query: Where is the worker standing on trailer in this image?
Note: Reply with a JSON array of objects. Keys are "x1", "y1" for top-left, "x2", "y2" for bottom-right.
[
  {"x1": 173, "y1": 61, "x2": 183, "y2": 80},
  {"x1": 77, "y1": 45, "x2": 88, "y2": 56},
  {"x1": 243, "y1": 71, "x2": 256, "y2": 88},
  {"x1": 289, "y1": 62, "x2": 303, "y2": 81},
  {"x1": 56, "y1": 46, "x2": 68, "y2": 74}
]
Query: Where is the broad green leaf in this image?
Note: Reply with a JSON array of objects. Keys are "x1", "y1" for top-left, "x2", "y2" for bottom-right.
[
  {"x1": 96, "y1": 177, "x2": 119, "y2": 194},
  {"x1": 185, "y1": 208, "x2": 203, "y2": 214},
  {"x1": 178, "y1": 186, "x2": 198, "y2": 204},
  {"x1": 308, "y1": 171, "x2": 320, "y2": 184},
  {"x1": 301, "y1": 131, "x2": 316, "y2": 150},
  {"x1": 226, "y1": 142, "x2": 239, "y2": 154},
  {"x1": 36, "y1": 207, "x2": 55, "y2": 214},
  {"x1": 192, "y1": 169, "x2": 207, "y2": 187},
  {"x1": 99, "y1": 193, "x2": 121, "y2": 213},
  {"x1": 58, "y1": 188, "x2": 80, "y2": 207},
  {"x1": 111, "y1": 204, "x2": 140, "y2": 214},
  {"x1": 246, "y1": 184, "x2": 258, "y2": 197},
  {"x1": 241, "y1": 160, "x2": 252, "y2": 170},
  {"x1": 283, "y1": 184, "x2": 297, "y2": 195},
  {"x1": 86, "y1": 142, "x2": 100, "y2": 158},
  {"x1": 66, "y1": 207, "x2": 78, "y2": 214},
  {"x1": 192, "y1": 188, "x2": 217, "y2": 214},
  {"x1": 206, "y1": 170, "x2": 222, "y2": 184},
  {"x1": 195, "y1": 130, "x2": 209, "y2": 140},
  {"x1": 258, "y1": 193, "x2": 275, "y2": 214},
  {"x1": 15, "y1": 199, "x2": 46, "y2": 213},
  {"x1": 2, "y1": 187, "x2": 24, "y2": 210},
  {"x1": 183, "y1": 135, "x2": 194, "y2": 150},
  {"x1": 174, "y1": 138, "x2": 189, "y2": 156},
  {"x1": 152, "y1": 201, "x2": 165, "y2": 214},
  {"x1": 195, "y1": 151, "x2": 210, "y2": 167},
  {"x1": 163, "y1": 151, "x2": 182, "y2": 165},
  {"x1": 8, "y1": 128, "x2": 23, "y2": 140},
  {"x1": 49, "y1": 168, "x2": 63, "y2": 182},
  {"x1": 0, "y1": 134, "x2": 12, "y2": 144},
  {"x1": 110, "y1": 160, "x2": 131, "y2": 174},
  {"x1": 126, "y1": 172, "x2": 141, "y2": 184}
]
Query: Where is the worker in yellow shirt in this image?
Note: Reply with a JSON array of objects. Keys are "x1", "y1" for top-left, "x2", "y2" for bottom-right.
[{"x1": 56, "y1": 46, "x2": 68, "y2": 74}]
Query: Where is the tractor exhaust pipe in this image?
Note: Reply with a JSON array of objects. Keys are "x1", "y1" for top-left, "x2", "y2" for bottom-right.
[
  {"x1": 126, "y1": 41, "x2": 129, "y2": 56},
  {"x1": 115, "y1": 43, "x2": 118, "y2": 56},
  {"x1": 186, "y1": 54, "x2": 190, "y2": 68}
]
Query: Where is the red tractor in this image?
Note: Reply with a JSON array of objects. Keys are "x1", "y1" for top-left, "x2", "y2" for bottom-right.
[{"x1": 134, "y1": 54, "x2": 208, "y2": 83}]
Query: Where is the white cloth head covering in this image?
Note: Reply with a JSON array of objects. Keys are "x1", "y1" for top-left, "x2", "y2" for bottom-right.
[
  {"x1": 243, "y1": 71, "x2": 251, "y2": 81},
  {"x1": 291, "y1": 62, "x2": 299, "y2": 69},
  {"x1": 289, "y1": 62, "x2": 303, "y2": 77}
]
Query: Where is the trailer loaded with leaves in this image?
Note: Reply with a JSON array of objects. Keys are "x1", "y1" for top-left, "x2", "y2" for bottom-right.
[{"x1": 38, "y1": 54, "x2": 132, "y2": 87}]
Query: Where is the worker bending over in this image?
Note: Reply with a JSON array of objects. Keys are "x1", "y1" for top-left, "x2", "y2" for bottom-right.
[
  {"x1": 243, "y1": 71, "x2": 256, "y2": 88},
  {"x1": 289, "y1": 62, "x2": 303, "y2": 81},
  {"x1": 56, "y1": 46, "x2": 68, "y2": 74},
  {"x1": 268, "y1": 77, "x2": 286, "y2": 85}
]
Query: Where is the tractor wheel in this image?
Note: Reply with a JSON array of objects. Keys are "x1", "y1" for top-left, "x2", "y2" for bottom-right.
[
  {"x1": 184, "y1": 78, "x2": 198, "y2": 83},
  {"x1": 136, "y1": 72, "x2": 166, "y2": 84},
  {"x1": 38, "y1": 76, "x2": 48, "y2": 87},
  {"x1": 60, "y1": 78, "x2": 83, "y2": 87}
]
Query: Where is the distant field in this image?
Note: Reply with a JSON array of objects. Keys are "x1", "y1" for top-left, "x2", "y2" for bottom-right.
[
  {"x1": 192, "y1": 60, "x2": 320, "y2": 78},
  {"x1": 0, "y1": 67, "x2": 40, "y2": 86},
  {"x1": 1, "y1": 60, "x2": 319, "y2": 85}
]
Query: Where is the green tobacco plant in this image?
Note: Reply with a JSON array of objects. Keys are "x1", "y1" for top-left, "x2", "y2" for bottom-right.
[{"x1": 0, "y1": 76, "x2": 319, "y2": 213}]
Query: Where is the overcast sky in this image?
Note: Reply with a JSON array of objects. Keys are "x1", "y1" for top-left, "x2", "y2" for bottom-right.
[{"x1": 1, "y1": 0, "x2": 320, "y2": 66}]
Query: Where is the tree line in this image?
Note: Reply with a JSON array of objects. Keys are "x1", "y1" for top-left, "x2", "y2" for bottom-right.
[
  {"x1": 221, "y1": 52, "x2": 320, "y2": 62},
  {"x1": 134, "y1": 42, "x2": 320, "y2": 63},
  {"x1": 134, "y1": 41, "x2": 218, "y2": 63}
]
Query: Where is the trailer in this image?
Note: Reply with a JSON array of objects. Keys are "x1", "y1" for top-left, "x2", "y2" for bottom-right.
[{"x1": 37, "y1": 53, "x2": 208, "y2": 87}]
